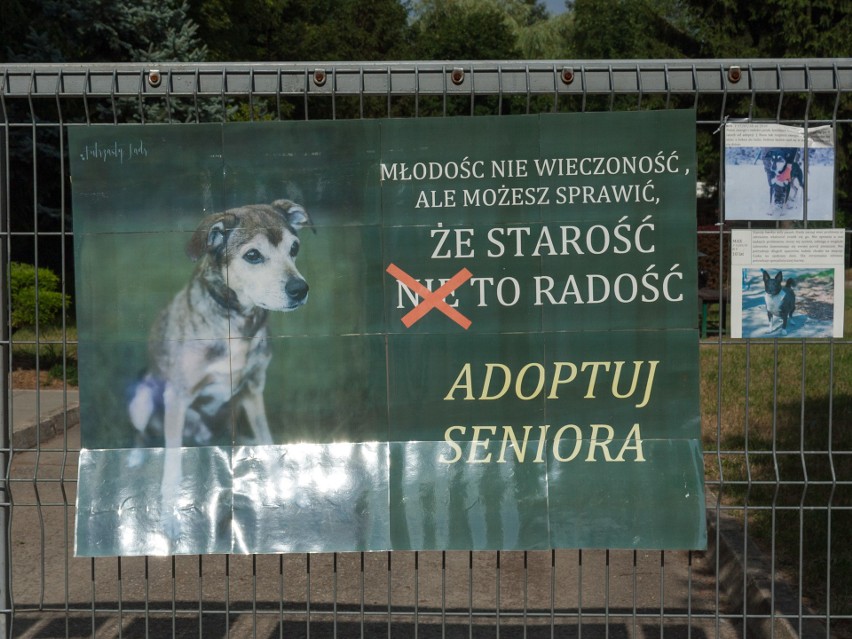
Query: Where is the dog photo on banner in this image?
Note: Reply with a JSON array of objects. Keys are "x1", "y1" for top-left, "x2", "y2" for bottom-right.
[{"x1": 723, "y1": 122, "x2": 835, "y2": 221}]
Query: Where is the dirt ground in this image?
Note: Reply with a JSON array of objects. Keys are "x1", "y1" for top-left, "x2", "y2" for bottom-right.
[{"x1": 10, "y1": 369, "x2": 74, "y2": 390}]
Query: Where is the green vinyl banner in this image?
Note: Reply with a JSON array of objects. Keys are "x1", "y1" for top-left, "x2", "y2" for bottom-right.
[{"x1": 71, "y1": 111, "x2": 705, "y2": 556}]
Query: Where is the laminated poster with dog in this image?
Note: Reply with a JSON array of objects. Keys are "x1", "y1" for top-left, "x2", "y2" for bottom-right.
[
  {"x1": 69, "y1": 111, "x2": 707, "y2": 556},
  {"x1": 731, "y1": 230, "x2": 845, "y2": 339},
  {"x1": 723, "y1": 122, "x2": 835, "y2": 222}
]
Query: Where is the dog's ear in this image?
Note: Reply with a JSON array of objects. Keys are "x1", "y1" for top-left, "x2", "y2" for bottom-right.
[
  {"x1": 186, "y1": 213, "x2": 239, "y2": 261},
  {"x1": 272, "y1": 199, "x2": 315, "y2": 234},
  {"x1": 775, "y1": 271, "x2": 783, "y2": 283},
  {"x1": 762, "y1": 269, "x2": 770, "y2": 282}
]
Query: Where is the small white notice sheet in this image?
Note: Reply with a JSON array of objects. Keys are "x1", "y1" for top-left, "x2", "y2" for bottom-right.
[{"x1": 731, "y1": 229, "x2": 845, "y2": 338}]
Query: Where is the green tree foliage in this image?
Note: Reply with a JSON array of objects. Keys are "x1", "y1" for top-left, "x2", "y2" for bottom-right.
[
  {"x1": 0, "y1": 1, "x2": 30, "y2": 62},
  {"x1": 11, "y1": 0, "x2": 207, "y2": 63},
  {"x1": 684, "y1": 0, "x2": 850, "y2": 58},
  {"x1": 189, "y1": 0, "x2": 412, "y2": 61},
  {"x1": 9, "y1": 263, "x2": 69, "y2": 329},
  {"x1": 410, "y1": 0, "x2": 521, "y2": 60},
  {"x1": 569, "y1": 0, "x2": 693, "y2": 58},
  {"x1": 568, "y1": 0, "x2": 850, "y2": 60},
  {"x1": 441, "y1": 0, "x2": 572, "y2": 59},
  {"x1": 515, "y1": 11, "x2": 572, "y2": 59}
]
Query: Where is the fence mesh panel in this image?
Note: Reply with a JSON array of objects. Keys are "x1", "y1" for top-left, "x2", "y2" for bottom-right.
[{"x1": 1, "y1": 60, "x2": 850, "y2": 639}]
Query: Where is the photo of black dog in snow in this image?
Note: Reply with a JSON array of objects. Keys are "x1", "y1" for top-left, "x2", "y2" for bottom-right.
[
  {"x1": 723, "y1": 138, "x2": 834, "y2": 222},
  {"x1": 739, "y1": 268, "x2": 835, "y2": 338},
  {"x1": 762, "y1": 148, "x2": 805, "y2": 215}
]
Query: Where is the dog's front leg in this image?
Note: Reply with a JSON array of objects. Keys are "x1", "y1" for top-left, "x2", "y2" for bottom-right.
[
  {"x1": 786, "y1": 180, "x2": 801, "y2": 209},
  {"x1": 241, "y1": 389, "x2": 273, "y2": 445},
  {"x1": 161, "y1": 383, "x2": 190, "y2": 539},
  {"x1": 766, "y1": 313, "x2": 782, "y2": 333}
]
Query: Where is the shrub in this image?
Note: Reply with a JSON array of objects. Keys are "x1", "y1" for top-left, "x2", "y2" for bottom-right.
[{"x1": 9, "y1": 262, "x2": 70, "y2": 329}]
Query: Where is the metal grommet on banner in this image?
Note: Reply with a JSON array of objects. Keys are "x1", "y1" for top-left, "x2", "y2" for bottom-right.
[
  {"x1": 728, "y1": 65, "x2": 742, "y2": 83},
  {"x1": 450, "y1": 67, "x2": 465, "y2": 85},
  {"x1": 313, "y1": 68, "x2": 327, "y2": 87},
  {"x1": 560, "y1": 67, "x2": 575, "y2": 85},
  {"x1": 147, "y1": 69, "x2": 162, "y2": 88}
]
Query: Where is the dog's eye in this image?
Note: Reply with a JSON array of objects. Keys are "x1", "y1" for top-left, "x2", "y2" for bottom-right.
[
  {"x1": 290, "y1": 241, "x2": 300, "y2": 258},
  {"x1": 243, "y1": 249, "x2": 265, "y2": 264}
]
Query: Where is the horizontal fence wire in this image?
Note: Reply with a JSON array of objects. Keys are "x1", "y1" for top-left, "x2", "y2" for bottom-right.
[{"x1": 1, "y1": 59, "x2": 851, "y2": 638}]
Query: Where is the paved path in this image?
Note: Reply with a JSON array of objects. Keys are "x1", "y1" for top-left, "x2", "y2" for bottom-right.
[
  {"x1": 9, "y1": 388, "x2": 80, "y2": 448},
  {"x1": 5, "y1": 397, "x2": 747, "y2": 639}
]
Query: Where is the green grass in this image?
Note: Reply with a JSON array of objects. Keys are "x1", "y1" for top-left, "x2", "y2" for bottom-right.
[
  {"x1": 700, "y1": 291, "x2": 852, "y2": 620},
  {"x1": 11, "y1": 325, "x2": 78, "y2": 385}
]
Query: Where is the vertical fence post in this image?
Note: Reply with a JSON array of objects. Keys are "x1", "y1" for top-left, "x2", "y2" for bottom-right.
[{"x1": 0, "y1": 113, "x2": 11, "y2": 638}]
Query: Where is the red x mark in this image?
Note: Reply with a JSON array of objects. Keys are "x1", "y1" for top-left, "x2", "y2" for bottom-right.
[{"x1": 386, "y1": 263, "x2": 473, "y2": 329}]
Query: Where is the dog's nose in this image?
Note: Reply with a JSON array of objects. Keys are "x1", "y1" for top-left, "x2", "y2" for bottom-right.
[{"x1": 286, "y1": 278, "x2": 309, "y2": 302}]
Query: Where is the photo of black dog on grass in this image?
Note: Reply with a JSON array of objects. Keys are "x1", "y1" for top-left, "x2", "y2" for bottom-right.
[
  {"x1": 760, "y1": 269, "x2": 796, "y2": 335},
  {"x1": 739, "y1": 267, "x2": 836, "y2": 339}
]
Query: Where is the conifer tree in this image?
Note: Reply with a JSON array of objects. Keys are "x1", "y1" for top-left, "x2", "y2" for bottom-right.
[{"x1": 13, "y1": 0, "x2": 208, "y2": 64}]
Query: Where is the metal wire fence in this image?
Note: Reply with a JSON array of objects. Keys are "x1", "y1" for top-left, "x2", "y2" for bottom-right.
[{"x1": 1, "y1": 59, "x2": 850, "y2": 638}]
